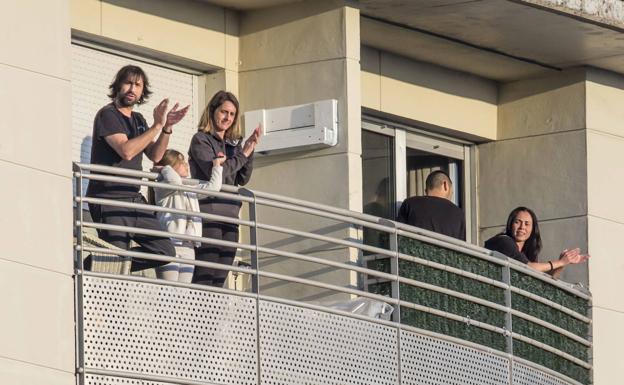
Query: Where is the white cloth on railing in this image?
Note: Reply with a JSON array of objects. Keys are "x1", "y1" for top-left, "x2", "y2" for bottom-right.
[{"x1": 325, "y1": 297, "x2": 394, "y2": 320}]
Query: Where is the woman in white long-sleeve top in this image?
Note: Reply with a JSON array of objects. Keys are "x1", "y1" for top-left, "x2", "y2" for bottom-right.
[{"x1": 153, "y1": 149, "x2": 225, "y2": 283}]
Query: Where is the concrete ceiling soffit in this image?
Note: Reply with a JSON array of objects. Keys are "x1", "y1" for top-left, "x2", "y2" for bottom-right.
[
  {"x1": 359, "y1": 0, "x2": 624, "y2": 79},
  {"x1": 516, "y1": 0, "x2": 624, "y2": 30},
  {"x1": 360, "y1": 16, "x2": 554, "y2": 82}
]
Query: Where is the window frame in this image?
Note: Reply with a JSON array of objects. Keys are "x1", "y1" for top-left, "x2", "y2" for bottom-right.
[{"x1": 362, "y1": 117, "x2": 477, "y2": 242}]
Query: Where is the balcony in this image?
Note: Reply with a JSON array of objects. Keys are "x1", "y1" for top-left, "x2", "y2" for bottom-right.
[{"x1": 73, "y1": 163, "x2": 592, "y2": 385}]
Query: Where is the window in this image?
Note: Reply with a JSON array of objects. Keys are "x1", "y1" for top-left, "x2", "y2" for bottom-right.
[{"x1": 361, "y1": 118, "x2": 475, "y2": 242}]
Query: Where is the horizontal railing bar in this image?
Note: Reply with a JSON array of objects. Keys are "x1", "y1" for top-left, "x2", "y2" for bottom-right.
[
  {"x1": 509, "y1": 308, "x2": 591, "y2": 346},
  {"x1": 81, "y1": 270, "x2": 257, "y2": 299},
  {"x1": 75, "y1": 163, "x2": 240, "y2": 193},
  {"x1": 397, "y1": 299, "x2": 507, "y2": 335},
  {"x1": 395, "y1": 221, "x2": 490, "y2": 254},
  {"x1": 254, "y1": 188, "x2": 496, "y2": 258},
  {"x1": 79, "y1": 196, "x2": 253, "y2": 227},
  {"x1": 75, "y1": 163, "x2": 591, "y2": 302},
  {"x1": 398, "y1": 275, "x2": 591, "y2": 348},
  {"x1": 82, "y1": 173, "x2": 252, "y2": 203},
  {"x1": 511, "y1": 332, "x2": 592, "y2": 369},
  {"x1": 82, "y1": 196, "x2": 394, "y2": 259},
  {"x1": 256, "y1": 246, "x2": 397, "y2": 281},
  {"x1": 258, "y1": 270, "x2": 399, "y2": 305},
  {"x1": 79, "y1": 246, "x2": 255, "y2": 275},
  {"x1": 397, "y1": 229, "x2": 508, "y2": 266},
  {"x1": 252, "y1": 189, "x2": 384, "y2": 224},
  {"x1": 254, "y1": 196, "x2": 395, "y2": 233},
  {"x1": 398, "y1": 252, "x2": 509, "y2": 289},
  {"x1": 84, "y1": 367, "x2": 222, "y2": 385},
  {"x1": 80, "y1": 223, "x2": 398, "y2": 285},
  {"x1": 256, "y1": 222, "x2": 395, "y2": 258},
  {"x1": 79, "y1": 221, "x2": 256, "y2": 252},
  {"x1": 398, "y1": 276, "x2": 509, "y2": 313},
  {"x1": 507, "y1": 261, "x2": 592, "y2": 301},
  {"x1": 510, "y1": 286, "x2": 591, "y2": 323}
]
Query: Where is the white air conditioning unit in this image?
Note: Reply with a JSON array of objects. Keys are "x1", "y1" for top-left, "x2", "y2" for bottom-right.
[{"x1": 244, "y1": 99, "x2": 338, "y2": 154}]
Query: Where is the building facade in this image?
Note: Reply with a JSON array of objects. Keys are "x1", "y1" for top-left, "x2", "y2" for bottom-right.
[{"x1": 2, "y1": 0, "x2": 623, "y2": 384}]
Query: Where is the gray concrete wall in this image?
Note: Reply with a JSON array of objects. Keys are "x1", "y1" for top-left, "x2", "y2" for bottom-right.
[
  {"x1": 478, "y1": 69, "x2": 589, "y2": 285},
  {"x1": 479, "y1": 67, "x2": 624, "y2": 385},
  {"x1": 0, "y1": 0, "x2": 75, "y2": 384},
  {"x1": 238, "y1": 0, "x2": 361, "y2": 302}
]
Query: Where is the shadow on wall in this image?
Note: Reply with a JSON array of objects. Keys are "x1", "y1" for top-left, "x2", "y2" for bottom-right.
[
  {"x1": 362, "y1": 47, "x2": 497, "y2": 104},
  {"x1": 238, "y1": 0, "x2": 346, "y2": 36},
  {"x1": 498, "y1": 67, "x2": 585, "y2": 105},
  {"x1": 102, "y1": 0, "x2": 230, "y2": 34}
]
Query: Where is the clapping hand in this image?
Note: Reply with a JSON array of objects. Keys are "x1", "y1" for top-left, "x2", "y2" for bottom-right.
[
  {"x1": 243, "y1": 124, "x2": 262, "y2": 157},
  {"x1": 153, "y1": 98, "x2": 190, "y2": 132},
  {"x1": 559, "y1": 248, "x2": 590, "y2": 265}
]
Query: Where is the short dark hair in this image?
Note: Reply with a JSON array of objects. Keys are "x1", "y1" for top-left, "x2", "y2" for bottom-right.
[
  {"x1": 505, "y1": 206, "x2": 542, "y2": 262},
  {"x1": 425, "y1": 170, "x2": 451, "y2": 192},
  {"x1": 108, "y1": 65, "x2": 152, "y2": 104}
]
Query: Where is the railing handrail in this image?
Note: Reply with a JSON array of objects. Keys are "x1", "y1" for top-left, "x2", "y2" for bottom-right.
[
  {"x1": 73, "y1": 162, "x2": 593, "y2": 383},
  {"x1": 73, "y1": 162, "x2": 591, "y2": 300}
]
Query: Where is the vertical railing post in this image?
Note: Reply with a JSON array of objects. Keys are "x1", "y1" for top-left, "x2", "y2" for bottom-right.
[
  {"x1": 380, "y1": 219, "x2": 401, "y2": 385},
  {"x1": 73, "y1": 163, "x2": 85, "y2": 272},
  {"x1": 501, "y1": 258, "x2": 514, "y2": 383},
  {"x1": 72, "y1": 163, "x2": 86, "y2": 385},
  {"x1": 239, "y1": 188, "x2": 261, "y2": 385}
]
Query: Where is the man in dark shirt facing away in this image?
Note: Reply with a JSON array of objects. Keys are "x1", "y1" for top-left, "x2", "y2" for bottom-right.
[
  {"x1": 86, "y1": 65, "x2": 189, "y2": 271},
  {"x1": 396, "y1": 170, "x2": 466, "y2": 240}
]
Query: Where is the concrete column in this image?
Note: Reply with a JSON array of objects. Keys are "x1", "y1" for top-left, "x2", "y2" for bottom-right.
[
  {"x1": 479, "y1": 67, "x2": 624, "y2": 385},
  {"x1": 237, "y1": 0, "x2": 361, "y2": 302},
  {"x1": 478, "y1": 68, "x2": 589, "y2": 286},
  {"x1": 584, "y1": 67, "x2": 624, "y2": 385},
  {"x1": 0, "y1": 1, "x2": 74, "y2": 384}
]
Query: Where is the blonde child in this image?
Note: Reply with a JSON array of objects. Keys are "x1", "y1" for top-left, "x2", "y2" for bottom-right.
[{"x1": 153, "y1": 149, "x2": 225, "y2": 283}]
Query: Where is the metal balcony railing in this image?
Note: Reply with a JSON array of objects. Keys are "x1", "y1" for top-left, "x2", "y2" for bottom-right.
[{"x1": 73, "y1": 163, "x2": 592, "y2": 385}]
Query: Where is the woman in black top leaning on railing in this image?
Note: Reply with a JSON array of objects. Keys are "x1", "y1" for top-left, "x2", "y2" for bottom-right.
[
  {"x1": 484, "y1": 206, "x2": 589, "y2": 278},
  {"x1": 188, "y1": 90, "x2": 261, "y2": 286}
]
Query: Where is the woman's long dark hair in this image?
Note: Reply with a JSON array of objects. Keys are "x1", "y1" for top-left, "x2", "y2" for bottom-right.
[{"x1": 505, "y1": 206, "x2": 542, "y2": 262}]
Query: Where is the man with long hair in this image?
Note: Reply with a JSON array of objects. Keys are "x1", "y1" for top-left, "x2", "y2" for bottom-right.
[{"x1": 86, "y1": 64, "x2": 189, "y2": 271}]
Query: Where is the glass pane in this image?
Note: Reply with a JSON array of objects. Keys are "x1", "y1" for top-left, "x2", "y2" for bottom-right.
[
  {"x1": 362, "y1": 130, "x2": 395, "y2": 258},
  {"x1": 405, "y1": 147, "x2": 463, "y2": 208},
  {"x1": 362, "y1": 130, "x2": 395, "y2": 220}
]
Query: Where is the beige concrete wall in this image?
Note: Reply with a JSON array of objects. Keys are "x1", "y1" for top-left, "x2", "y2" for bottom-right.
[
  {"x1": 237, "y1": 0, "x2": 361, "y2": 302},
  {"x1": 585, "y1": 67, "x2": 624, "y2": 385},
  {"x1": 0, "y1": 0, "x2": 74, "y2": 384},
  {"x1": 361, "y1": 46, "x2": 498, "y2": 140},
  {"x1": 478, "y1": 69, "x2": 589, "y2": 285},
  {"x1": 71, "y1": 0, "x2": 237, "y2": 71}
]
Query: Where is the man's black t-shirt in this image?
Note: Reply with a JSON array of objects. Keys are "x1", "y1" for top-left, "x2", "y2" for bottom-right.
[
  {"x1": 87, "y1": 103, "x2": 148, "y2": 198},
  {"x1": 396, "y1": 196, "x2": 466, "y2": 240}
]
